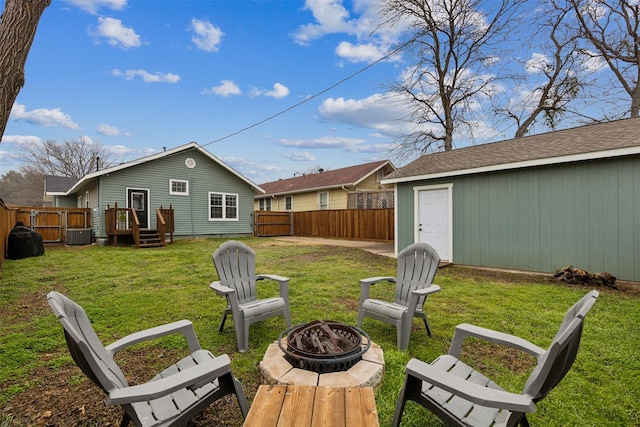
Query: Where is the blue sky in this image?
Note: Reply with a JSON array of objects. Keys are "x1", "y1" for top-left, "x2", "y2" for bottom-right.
[{"x1": 0, "y1": 0, "x2": 608, "y2": 184}]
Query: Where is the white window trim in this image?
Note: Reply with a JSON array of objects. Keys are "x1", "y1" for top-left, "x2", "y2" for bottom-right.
[
  {"x1": 170, "y1": 179, "x2": 189, "y2": 196},
  {"x1": 285, "y1": 195, "x2": 293, "y2": 211},
  {"x1": 208, "y1": 191, "x2": 239, "y2": 221},
  {"x1": 318, "y1": 191, "x2": 329, "y2": 210}
]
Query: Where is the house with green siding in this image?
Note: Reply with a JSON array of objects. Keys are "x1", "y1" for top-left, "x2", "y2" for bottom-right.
[
  {"x1": 382, "y1": 117, "x2": 640, "y2": 282},
  {"x1": 48, "y1": 142, "x2": 264, "y2": 240}
]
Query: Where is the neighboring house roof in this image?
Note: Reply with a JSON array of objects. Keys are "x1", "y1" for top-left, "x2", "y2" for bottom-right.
[
  {"x1": 257, "y1": 160, "x2": 395, "y2": 197},
  {"x1": 383, "y1": 117, "x2": 640, "y2": 184},
  {"x1": 53, "y1": 142, "x2": 264, "y2": 196},
  {"x1": 44, "y1": 175, "x2": 79, "y2": 195}
]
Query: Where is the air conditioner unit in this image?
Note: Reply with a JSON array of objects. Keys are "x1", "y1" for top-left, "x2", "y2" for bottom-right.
[{"x1": 66, "y1": 228, "x2": 93, "y2": 245}]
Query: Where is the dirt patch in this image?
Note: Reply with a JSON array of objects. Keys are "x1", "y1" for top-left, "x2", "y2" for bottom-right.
[
  {"x1": 1, "y1": 293, "x2": 252, "y2": 426},
  {"x1": 3, "y1": 347, "x2": 253, "y2": 427},
  {"x1": 333, "y1": 296, "x2": 360, "y2": 312}
]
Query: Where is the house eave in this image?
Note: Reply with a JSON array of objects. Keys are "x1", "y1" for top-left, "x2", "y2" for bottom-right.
[
  {"x1": 255, "y1": 183, "x2": 356, "y2": 199},
  {"x1": 63, "y1": 142, "x2": 265, "y2": 195},
  {"x1": 382, "y1": 146, "x2": 640, "y2": 184}
]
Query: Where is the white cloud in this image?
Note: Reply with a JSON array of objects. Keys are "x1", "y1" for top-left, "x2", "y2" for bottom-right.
[
  {"x1": 318, "y1": 93, "x2": 409, "y2": 136},
  {"x1": 292, "y1": 0, "x2": 356, "y2": 46},
  {"x1": 0, "y1": 134, "x2": 44, "y2": 146},
  {"x1": 580, "y1": 49, "x2": 607, "y2": 73},
  {"x1": 292, "y1": 0, "x2": 401, "y2": 64},
  {"x1": 112, "y1": 69, "x2": 180, "y2": 83},
  {"x1": 94, "y1": 17, "x2": 141, "y2": 49},
  {"x1": 105, "y1": 144, "x2": 135, "y2": 157},
  {"x1": 204, "y1": 80, "x2": 242, "y2": 96},
  {"x1": 97, "y1": 123, "x2": 131, "y2": 136},
  {"x1": 526, "y1": 52, "x2": 551, "y2": 74},
  {"x1": 278, "y1": 136, "x2": 366, "y2": 151},
  {"x1": 9, "y1": 103, "x2": 80, "y2": 130},
  {"x1": 336, "y1": 41, "x2": 386, "y2": 63},
  {"x1": 263, "y1": 83, "x2": 290, "y2": 99},
  {"x1": 220, "y1": 156, "x2": 283, "y2": 179},
  {"x1": 62, "y1": 0, "x2": 126, "y2": 14},
  {"x1": 190, "y1": 18, "x2": 224, "y2": 52},
  {"x1": 283, "y1": 151, "x2": 316, "y2": 161}
]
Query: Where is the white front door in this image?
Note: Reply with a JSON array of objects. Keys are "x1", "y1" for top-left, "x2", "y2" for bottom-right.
[{"x1": 417, "y1": 186, "x2": 452, "y2": 261}]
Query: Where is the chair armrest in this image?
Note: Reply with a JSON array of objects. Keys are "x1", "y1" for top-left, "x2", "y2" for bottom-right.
[
  {"x1": 449, "y1": 323, "x2": 546, "y2": 360},
  {"x1": 257, "y1": 274, "x2": 289, "y2": 298},
  {"x1": 105, "y1": 354, "x2": 233, "y2": 405},
  {"x1": 257, "y1": 274, "x2": 289, "y2": 283},
  {"x1": 209, "y1": 281, "x2": 235, "y2": 296},
  {"x1": 359, "y1": 277, "x2": 395, "y2": 302},
  {"x1": 412, "y1": 284, "x2": 441, "y2": 297},
  {"x1": 360, "y1": 276, "x2": 396, "y2": 286},
  {"x1": 405, "y1": 284, "x2": 441, "y2": 314},
  {"x1": 105, "y1": 320, "x2": 201, "y2": 355},
  {"x1": 405, "y1": 358, "x2": 536, "y2": 413}
]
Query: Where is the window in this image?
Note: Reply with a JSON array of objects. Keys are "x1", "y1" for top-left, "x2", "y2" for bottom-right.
[
  {"x1": 170, "y1": 179, "x2": 189, "y2": 195},
  {"x1": 285, "y1": 196, "x2": 292, "y2": 211},
  {"x1": 209, "y1": 192, "x2": 238, "y2": 221},
  {"x1": 259, "y1": 198, "x2": 271, "y2": 211},
  {"x1": 318, "y1": 192, "x2": 329, "y2": 210}
]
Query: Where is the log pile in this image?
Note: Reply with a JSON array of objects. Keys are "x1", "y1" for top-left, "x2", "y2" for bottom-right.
[
  {"x1": 553, "y1": 265, "x2": 617, "y2": 289},
  {"x1": 288, "y1": 320, "x2": 357, "y2": 355}
]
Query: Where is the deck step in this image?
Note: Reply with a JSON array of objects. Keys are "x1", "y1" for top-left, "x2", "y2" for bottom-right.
[{"x1": 138, "y1": 229, "x2": 163, "y2": 248}]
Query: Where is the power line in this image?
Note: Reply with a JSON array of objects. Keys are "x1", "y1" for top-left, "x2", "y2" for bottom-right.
[{"x1": 201, "y1": 42, "x2": 407, "y2": 148}]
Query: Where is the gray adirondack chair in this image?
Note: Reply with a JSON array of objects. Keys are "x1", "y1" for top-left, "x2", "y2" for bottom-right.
[
  {"x1": 392, "y1": 289, "x2": 599, "y2": 427},
  {"x1": 47, "y1": 291, "x2": 249, "y2": 427},
  {"x1": 210, "y1": 240, "x2": 292, "y2": 352},
  {"x1": 357, "y1": 242, "x2": 441, "y2": 350}
]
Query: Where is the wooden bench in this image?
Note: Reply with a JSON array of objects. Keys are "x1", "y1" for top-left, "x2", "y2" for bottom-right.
[{"x1": 243, "y1": 385, "x2": 379, "y2": 427}]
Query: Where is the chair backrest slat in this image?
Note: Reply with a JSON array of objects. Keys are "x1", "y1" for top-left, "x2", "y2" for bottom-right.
[
  {"x1": 213, "y1": 241, "x2": 258, "y2": 304},
  {"x1": 395, "y1": 243, "x2": 440, "y2": 306},
  {"x1": 523, "y1": 290, "x2": 598, "y2": 401},
  {"x1": 47, "y1": 292, "x2": 128, "y2": 394}
]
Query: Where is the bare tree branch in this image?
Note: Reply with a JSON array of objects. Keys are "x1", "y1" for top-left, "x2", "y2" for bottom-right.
[
  {"x1": 19, "y1": 137, "x2": 120, "y2": 178},
  {"x1": 378, "y1": 0, "x2": 525, "y2": 159},
  {"x1": 569, "y1": 0, "x2": 640, "y2": 117}
]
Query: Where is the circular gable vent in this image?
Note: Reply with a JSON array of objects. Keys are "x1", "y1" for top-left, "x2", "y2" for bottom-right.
[{"x1": 185, "y1": 158, "x2": 196, "y2": 168}]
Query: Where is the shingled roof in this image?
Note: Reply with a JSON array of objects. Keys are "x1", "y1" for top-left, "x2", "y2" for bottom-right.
[
  {"x1": 44, "y1": 176, "x2": 79, "y2": 194},
  {"x1": 383, "y1": 117, "x2": 640, "y2": 183},
  {"x1": 258, "y1": 160, "x2": 394, "y2": 196}
]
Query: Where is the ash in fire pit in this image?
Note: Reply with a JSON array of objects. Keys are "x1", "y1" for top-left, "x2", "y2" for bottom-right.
[{"x1": 278, "y1": 320, "x2": 370, "y2": 374}]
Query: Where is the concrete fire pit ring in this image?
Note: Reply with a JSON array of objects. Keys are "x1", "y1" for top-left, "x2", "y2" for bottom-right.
[{"x1": 259, "y1": 334, "x2": 385, "y2": 388}]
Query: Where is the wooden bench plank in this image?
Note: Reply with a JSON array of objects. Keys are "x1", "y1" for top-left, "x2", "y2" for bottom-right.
[
  {"x1": 311, "y1": 387, "x2": 345, "y2": 427},
  {"x1": 345, "y1": 387, "x2": 379, "y2": 427},
  {"x1": 243, "y1": 385, "x2": 379, "y2": 427},
  {"x1": 277, "y1": 385, "x2": 316, "y2": 426},
  {"x1": 244, "y1": 385, "x2": 286, "y2": 427}
]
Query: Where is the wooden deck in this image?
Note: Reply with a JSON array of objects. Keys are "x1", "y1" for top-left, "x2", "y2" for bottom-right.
[{"x1": 243, "y1": 385, "x2": 379, "y2": 427}]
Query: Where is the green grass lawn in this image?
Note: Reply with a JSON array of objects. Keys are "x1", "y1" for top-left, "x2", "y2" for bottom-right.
[{"x1": 1, "y1": 237, "x2": 638, "y2": 426}]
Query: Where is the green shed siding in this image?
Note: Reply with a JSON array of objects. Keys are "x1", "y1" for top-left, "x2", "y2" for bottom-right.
[
  {"x1": 397, "y1": 155, "x2": 640, "y2": 281},
  {"x1": 95, "y1": 149, "x2": 255, "y2": 238}
]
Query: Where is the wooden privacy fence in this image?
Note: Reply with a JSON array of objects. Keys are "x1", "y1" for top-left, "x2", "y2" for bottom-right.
[
  {"x1": 12, "y1": 206, "x2": 93, "y2": 244},
  {"x1": 254, "y1": 208, "x2": 394, "y2": 241},
  {"x1": 0, "y1": 200, "x2": 17, "y2": 267},
  {"x1": 254, "y1": 211, "x2": 293, "y2": 237},
  {"x1": 1, "y1": 203, "x2": 92, "y2": 267}
]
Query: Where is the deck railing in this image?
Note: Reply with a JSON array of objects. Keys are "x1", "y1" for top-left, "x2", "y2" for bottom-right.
[
  {"x1": 157, "y1": 205, "x2": 174, "y2": 244},
  {"x1": 105, "y1": 203, "x2": 174, "y2": 247},
  {"x1": 105, "y1": 203, "x2": 134, "y2": 246}
]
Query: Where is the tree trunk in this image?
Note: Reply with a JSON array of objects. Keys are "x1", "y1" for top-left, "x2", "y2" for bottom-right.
[
  {"x1": 631, "y1": 83, "x2": 640, "y2": 118},
  {"x1": 0, "y1": 0, "x2": 51, "y2": 139}
]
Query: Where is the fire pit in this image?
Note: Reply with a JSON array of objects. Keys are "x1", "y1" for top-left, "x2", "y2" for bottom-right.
[{"x1": 278, "y1": 320, "x2": 371, "y2": 374}]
